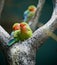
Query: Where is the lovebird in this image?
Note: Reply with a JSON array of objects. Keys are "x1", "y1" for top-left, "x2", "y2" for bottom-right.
[
  {"x1": 8, "y1": 23, "x2": 21, "y2": 46},
  {"x1": 24, "y1": 5, "x2": 36, "y2": 24},
  {"x1": 20, "y1": 22, "x2": 33, "y2": 41},
  {"x1": 10, "y1": 23, "x2": 20, "y2": 36}
]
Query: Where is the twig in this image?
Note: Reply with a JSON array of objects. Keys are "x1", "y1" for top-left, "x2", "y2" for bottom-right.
[{"x1": 0, "y1": 0, "x2": 5, "y2": 17}]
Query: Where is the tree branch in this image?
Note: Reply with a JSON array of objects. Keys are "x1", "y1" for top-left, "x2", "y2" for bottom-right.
[
  {"x1": 0, "y1": 25, "x2": 10, "y2": 47},
  {"x1": 28, "y1": 0, "x2": 57, "y2": 49},
  {"x1": 30, "y1": 0, "x2": 45, "y2": 31},
  {"x1": 31, "y1": 9, "x2": 57, "y2": 49}
]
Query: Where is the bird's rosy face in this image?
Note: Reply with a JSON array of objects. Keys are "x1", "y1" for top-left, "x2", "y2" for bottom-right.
[
  {"x1": 20, "y1": 23, "x2": 27, "y2": 33},
  {"x1": 13, "y1": 23, "x2": 20, "y2": 31},
  {"x1": 29, "y1": 7, "x2": 36, "y2": 12}
]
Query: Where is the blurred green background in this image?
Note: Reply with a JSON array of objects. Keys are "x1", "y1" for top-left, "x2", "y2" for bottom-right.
[{"x1": 0, "y1": 0, "x2": 57, "y2": 65}]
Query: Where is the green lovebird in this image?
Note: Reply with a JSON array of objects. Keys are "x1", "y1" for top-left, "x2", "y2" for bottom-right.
[
  {"x1": 8, "y1": 23, "x2": 21, "y2": 46},
  {"x1": 20, "y1": 22, "x2": 33, "y2": 41},
  {"x1": 12, "y1": 23, "x2": 21, "y2": 41},
  {"x1": 24, "y1": 5, "x2": 36, "y2": 23}
]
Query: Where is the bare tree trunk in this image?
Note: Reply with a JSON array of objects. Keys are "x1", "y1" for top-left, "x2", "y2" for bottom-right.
[{"x1": 0, "y1": 0, "x2": 57, "y2": 65}]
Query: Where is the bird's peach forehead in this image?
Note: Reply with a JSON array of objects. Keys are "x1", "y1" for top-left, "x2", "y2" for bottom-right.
[{"x1": 20, "y1": 23, "x2": 27, "y2": 27}]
